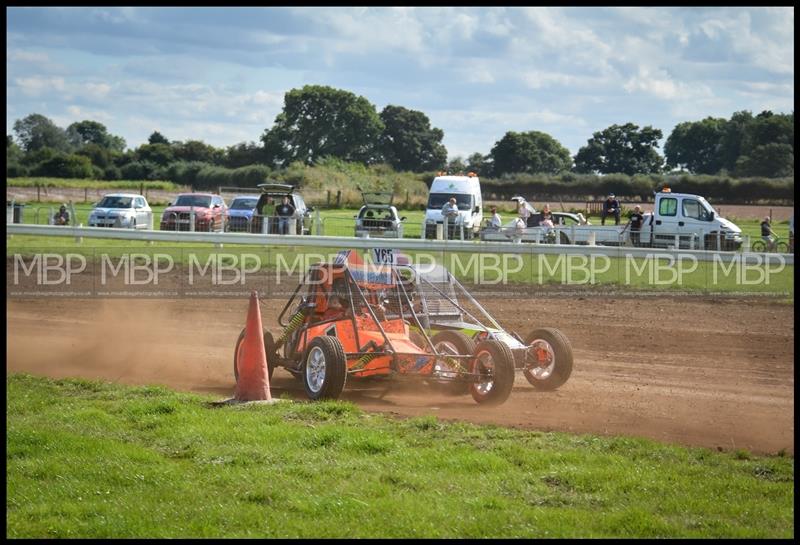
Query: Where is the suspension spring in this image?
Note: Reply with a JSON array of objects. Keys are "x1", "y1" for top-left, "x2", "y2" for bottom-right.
[{"x1": 276, "y1": 310, "x2": 306, "y2": 347}]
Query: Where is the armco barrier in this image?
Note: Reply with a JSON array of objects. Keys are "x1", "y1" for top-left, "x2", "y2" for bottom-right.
[{"x1": 5, "y1": 223, "x2": 794, "y2": 265}]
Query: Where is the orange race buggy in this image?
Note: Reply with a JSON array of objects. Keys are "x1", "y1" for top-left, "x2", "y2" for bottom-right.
[{"x1": 234, "y1": 250, "x2": 516, "y2": 405}]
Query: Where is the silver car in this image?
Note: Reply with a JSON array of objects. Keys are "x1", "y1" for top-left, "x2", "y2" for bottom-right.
[
  {"x1": 354, "y1": 191, "x2": 406, "y2": 238},
  {"x1": 88, "y1": 193, "x2": 153, "y2": 229}
]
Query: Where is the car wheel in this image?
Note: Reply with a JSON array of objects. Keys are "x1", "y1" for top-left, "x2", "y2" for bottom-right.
[
  {"x1": 302, "y1": 336, "x2": 347, "y2": 400},
  {"x1": 431, "y1": 331, "x2": 476, "y2": 396},
  {"x1": 469, "y1": 340, "x2": 515, "y2": 406},
  {"x1": 233, "y1": 328, "x2": 277, "y2": 382},
  {"x1": 522, "y1": 328, "x2": 573, "y2": 391}
]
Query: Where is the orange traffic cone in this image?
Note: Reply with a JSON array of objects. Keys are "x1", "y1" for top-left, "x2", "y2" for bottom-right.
[{"x1": 234, "y1": 291, "x2": 272, "y2": 401}]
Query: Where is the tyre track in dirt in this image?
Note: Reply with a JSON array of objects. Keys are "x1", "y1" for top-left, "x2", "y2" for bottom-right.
[{"x1": 6, "y1": 294, "x2": 794, "y2": 455}]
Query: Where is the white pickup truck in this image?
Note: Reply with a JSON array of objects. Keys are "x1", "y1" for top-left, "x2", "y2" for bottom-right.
[{"x1": 480, "y1": 189, "x2": 743, "y2": 250}]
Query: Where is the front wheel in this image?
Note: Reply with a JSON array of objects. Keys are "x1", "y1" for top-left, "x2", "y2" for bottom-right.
[
  {"x1": 432, "y1": 331, "x2": 476, "y2": 396},
  {"x1": 470, "y1": 340, "x2": 515, "y2": 406},
  {"x1": 234, "y1": 328, "x2": 277, "y2": 382},
  {"x1": 302, "y1": 336, "x2": 347, "y2": 400},
  {"x1": 775, "y1": 241, "x2": 789, "y2": 253},
  {"x1": 523, "y1": 328, "x2": 573, "y2": 390}
]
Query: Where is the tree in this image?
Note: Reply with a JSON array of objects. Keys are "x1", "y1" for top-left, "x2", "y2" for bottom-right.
[
  {"x1": 718, "y1": 110, "x2": 753, "y2": 173},
  {"x1": 148, "y1": 131, "x2": 170, "y2": 145},
  {"x1": 466, "y1": 152, "x2": 488, "y2": 175},
  {"x1": 65, "y1": 120, "x2": 126, "y2": 151},
  {"x1": 735, "y1": 143, "x2": 794, "y2": 178},
  {"x1": 573, "y1": 123, "x2": 663, "y2": 175},
  {"x1": 223, "y1": 141, "x2": 270, "y2": 168},
  {"x1": 377, "y1": 105, "x2": 447, "y2": 172},
  {"x1": 31, "y1": 153, "x2": 94, "y2": 178},
  {"x1": 664, "y1": 117, "x2": 727, "y2": 174},
  {"x1": 172, "y1": 140, "x2": 222, "y2": 164},
  {"x1": 489, "y1": 131, "x2": 572, "y2": 176},
  {"x1": 261, "y1": 85, "x2": 384, "y2": 166},
  {"x1": 135, "y1": 143, "x2": 175, "y2": 166},
  {"x1": 446, "y1": 156, "x2": 467, "y2": 174},
  {"x1": 13, "y1": 113, "x2": 69, "y2": 152}
]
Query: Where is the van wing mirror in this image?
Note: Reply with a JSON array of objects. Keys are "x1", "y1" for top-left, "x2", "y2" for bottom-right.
[
  {"x1": 709, "y1": 211, "x2": 714, "y2": 221},
  {"x1": 474, "y1": 205, "x2": 480, "y2": 213}
]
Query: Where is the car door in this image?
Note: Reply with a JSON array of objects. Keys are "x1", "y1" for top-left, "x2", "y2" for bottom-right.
[
  {"x1": 134, "y1": 197, "x2": 148, "y2": 228},
  {"x1": 679, "y1": 197, "x2": 712, "y2": 248},
  {"x1": 653, "y1": 195, "x2": 680, "y2": 247}
]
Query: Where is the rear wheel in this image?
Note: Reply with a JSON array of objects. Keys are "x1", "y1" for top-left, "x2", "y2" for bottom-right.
[
  {"x1": 523, "y1": 328, "x2": 573, "y2": 391},
  {"x1": 432, "y1": 331, "x2": 476, "y2": 396},
  {"x1": 470, "y1": 340, "x2": 515, "y2": 406},
  {"x1": 751, "y1": 240, "x2": 766, "y2": 252},
  {"x1": 234, "y1": 328, "x2": 277, "y2": 382},
  {"x1": 302, "y1": 336, "x2": 347, "y2": 400}
]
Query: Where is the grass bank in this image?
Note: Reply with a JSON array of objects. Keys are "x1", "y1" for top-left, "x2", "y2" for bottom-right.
[{"x1": 6, "y1": 374, "x2": 794, "y2": 538}]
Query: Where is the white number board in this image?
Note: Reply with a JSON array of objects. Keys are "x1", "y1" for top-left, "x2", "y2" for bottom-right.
[{"x1": 370, "y1": 248, "x2": 397, "y2": 265}]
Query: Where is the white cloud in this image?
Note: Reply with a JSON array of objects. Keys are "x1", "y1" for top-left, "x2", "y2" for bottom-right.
[
  {"x1": 7, "y1": 49, "x2": 50, "y2": 63},
  {"x1": 623, "y1": 67, "x2": 713, "y2": 101},
  {"x1": 14, "y1": 76, "x2": 66, "y2": 96}
]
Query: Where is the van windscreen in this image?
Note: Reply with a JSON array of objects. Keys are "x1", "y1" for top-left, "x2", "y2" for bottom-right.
[{"x1": 428, "y1": 193, "x2": 473, "y2": 211}]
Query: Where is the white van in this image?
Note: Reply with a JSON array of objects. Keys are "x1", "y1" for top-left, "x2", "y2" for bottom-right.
[{"x1": 424, "y1": 173, "x2": 483, "y2": 239}]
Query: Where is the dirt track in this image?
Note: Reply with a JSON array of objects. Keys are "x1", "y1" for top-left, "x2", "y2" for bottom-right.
[{"x1": 6, "y1": 293, "x2": 794, "y2": 455}]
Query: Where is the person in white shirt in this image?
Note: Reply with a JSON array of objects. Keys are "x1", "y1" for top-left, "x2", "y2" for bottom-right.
[
  {"x1": 517, "y1": 198, "x2": 532, "y2": 225},
  {"x1": 489, "y1": 205, "x2": 502, "y2": 229},
  {"x1": 441, "y1": 197, "x2": 460, "y2": 239}
]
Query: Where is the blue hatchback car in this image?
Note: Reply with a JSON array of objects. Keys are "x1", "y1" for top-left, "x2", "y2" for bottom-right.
[{"x1": 225, "y1": 195, "x2": 260, "y2": 232}]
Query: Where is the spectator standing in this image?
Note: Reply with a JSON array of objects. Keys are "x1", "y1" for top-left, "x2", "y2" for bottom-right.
[
  {"x1": 627, "y1": 205, "x2": 644, "y2": 246},
  {"x1": 53, "y1": 204, "x2": 70, "y2": 226},
  {"x1": 489, "y1": 205, "x2": 502, "y2": 229},
  {"x1": 601, "y1": 194, "x2": 620, "y2": 225},
  {"x1": 442, "y1": 196, "x2": 459, "y2": 239},
  {"x1": 760, "y1": 216, "x2": 775, "y2": 251},
  {"x1": 517, "y1": 198, "x2": 532, "y2": 226},
  {"x1": 276, "y1": 196, "x2": 296, "y2": 235}
]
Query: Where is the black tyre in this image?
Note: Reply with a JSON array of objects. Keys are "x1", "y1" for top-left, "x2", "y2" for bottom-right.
[
  {"x1": 559, "y1": 231, "x2": 570, "y2": 244},
  {"x1": 751, "y1": 240, "x2": 766, "y2": 252},
  {"x1": 233, "y1": 328, "x2": 278, "y2": 382},
  {"x1": 302, "y1": 336, "x2": 347, "y2": 400},
  {"x1": 470, "y1": 340, "x2": 515, "y2": 406},
  {"x1": 432, "y1": 331, "x2": 476, "y2": 396},
  {"x1": 776, "y1": 241, "x2": 789, "y2": 253},
  {"x1": 523, "y1": 328, "x2": 574, "y2": 391}
]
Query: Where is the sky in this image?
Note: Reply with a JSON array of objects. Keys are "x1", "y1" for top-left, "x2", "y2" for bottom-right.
[{"x1": 6, "y1": 6, "x2": 795, "y2": 160}]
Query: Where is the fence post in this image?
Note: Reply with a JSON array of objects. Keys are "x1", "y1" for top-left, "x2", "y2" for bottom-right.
[
  {"x1": 68, "y1": 201, "x2": 77, "y2": 228},
  {"x1": 190, "y1": 206, "x2": 195, "y2": 232},
  {"x1": 335, "y1": 190, "x2": 341, "y2": 208},
  {"x1": 262, "y1": 214, "x2": 268, "y2": 234},
  {"x1": 326, "y1": 190, "x2": 331, "y2": 207},
  {"x1": 315, "y1": 208, "x2": 321, "y2": 235},
  {"x1": 37, "y1": 184, "x2": 41, "y2": 202},
  {"x1": 716, "y1": 231, "x2": 721, "y2": 251},
  {"x1": 84, "y1": 187, "x2": 88, "y2": 203},
  {"x1": 139, "y1": 183, "x2": 144, "y2": 196}
]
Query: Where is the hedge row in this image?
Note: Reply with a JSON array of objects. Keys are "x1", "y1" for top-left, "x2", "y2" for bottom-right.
[{"x1": 478, "y1": 173, "x2": 794, "y2": 204}]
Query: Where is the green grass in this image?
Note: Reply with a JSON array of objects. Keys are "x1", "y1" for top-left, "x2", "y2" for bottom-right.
[
  {"x1": 7, "y1": 177, "x2": 182, "y2": 191},
  {"x1": 6, "y1": 233, "x2": 794, "y2": 296},
  {"x1": 6, "y1": 374, "x2": 794, "y2": 538}
]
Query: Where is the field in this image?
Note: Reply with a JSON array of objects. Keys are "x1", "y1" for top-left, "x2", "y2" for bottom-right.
[
  {"x1": 6, "y1": 187, "x2": 795, "y2": 538},
  {"x1": 7, "y1": 374, "x2": 793, "y2": 538}
]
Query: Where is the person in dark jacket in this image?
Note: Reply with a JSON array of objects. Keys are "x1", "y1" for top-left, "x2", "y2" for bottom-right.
[
  {"x1": 627, "y1": 205, "x2": 644, "y2": 246},
  {"x1": 276, "y1": 196, "x2": 296, "y2": 234},
  {"x1": 601, "y1": 194, "x2": 620, "y2": 225},
  {"x1": 53, "y1": 204, "x2": 70, "y2": 226}
]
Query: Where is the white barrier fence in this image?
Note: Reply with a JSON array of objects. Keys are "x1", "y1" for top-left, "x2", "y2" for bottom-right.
[{"x1": 6, "y1": 223, "x2": 794, "y2": 265}]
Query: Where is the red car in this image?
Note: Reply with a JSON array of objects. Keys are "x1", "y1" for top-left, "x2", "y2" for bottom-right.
[{"x1": 160, "y1": 193, "x2": 227, "y2": 232}]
